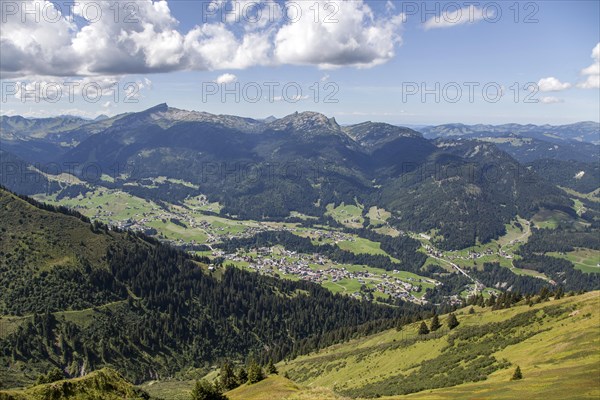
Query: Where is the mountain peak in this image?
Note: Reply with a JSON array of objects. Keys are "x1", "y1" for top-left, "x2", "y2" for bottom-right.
[
  {"x1": 144, "y1": 103, "x2": 169, "y2": 113},
  {"x1": 268, "y1": 111, "x2": 341, "y2": 136},
  {"x1": 343, "y1": 121, "x2": 422, "y2": 148}
]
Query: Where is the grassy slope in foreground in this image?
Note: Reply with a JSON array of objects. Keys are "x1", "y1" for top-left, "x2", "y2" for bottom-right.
[
  {"x1": 226, "y1": 375, "x2": 345, "y2": 400},
  {"x1": 276, "y1": 291, "x2": 599, "y2": 399},
  {"x1": 0, "y1": 368, "x2": 152, "y2": 400},
  {"x1": 2, "y1": 293, "x2": 599, "y2": 399}
]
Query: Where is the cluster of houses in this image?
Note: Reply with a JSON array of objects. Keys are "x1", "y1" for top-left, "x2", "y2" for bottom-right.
[
  {"x1": 424, "y1": 244, "x2": 513, "y2": 261},
  {"x1": 220, "y1": 246, "x2": 438, "y2": 304}
]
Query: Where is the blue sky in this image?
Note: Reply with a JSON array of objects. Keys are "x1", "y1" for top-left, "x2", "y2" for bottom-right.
[{"x1": 1, "y1": 0, "x2": 598, "y2": 125}]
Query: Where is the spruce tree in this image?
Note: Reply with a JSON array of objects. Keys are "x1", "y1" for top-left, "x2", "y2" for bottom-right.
[
  {"x1": 266, "y1": 358, "x2": 278, "y2": 375},
  {"x1": 430, "y1": 314, "x2": 441, "y2": 332},
  {"x1": 447, "y1": 313, "x2": 459, "y2": 330},
  {"x1": 219, "y1": 362, "x2": 238, "y2": 391},
  {"x1": 236, "y1": 367, "x2": 248, "y2": 384},
  {"x1": 247, "y1": 360, "x2": 265, "y2": 384},
  {"x1": 191, "y1": 380, "x2": 227, "y2": 400},
  {"x1": 511, "y1": 366, "x2": 523, "y2": 380},
  {"x1": 418, "y1": 321, "x2": 430, "y2": 335}
]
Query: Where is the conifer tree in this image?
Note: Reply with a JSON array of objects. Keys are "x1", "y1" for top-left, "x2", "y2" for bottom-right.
[
  {"x1": 247, "y1": 360, "x2": 265, "y2": 384},
  {"x1": 511, "y1": 366, "x2": 523, "y2": 381},
  {"x1": 236, "y1": 367, "x2": 248, "y2": 384},
  {"x1": 447, "y1": 313, "x2": 459, "y2": 330},
  {"x1": 219, "y1": 362, "x2": 238, "y2": 391},
  {"x1": 266, "y1": 358, "x2": 278, "y2": 375},
  {"x1": 191, "y1": 380, "x2": 228, "y2": 400},
  {"x1": 430, "y1": 314, "x2": 441, "y2": 332}
]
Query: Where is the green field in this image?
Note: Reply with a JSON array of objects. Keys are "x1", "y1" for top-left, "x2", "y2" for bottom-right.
[
  {"x1": 146, "y1": 219, "x2": 208, "y2": 243},
  {"x1": 336, "y1": 237, "x2": 396, "y2": 259},
  {"x1": 366, "y1": 206, "x2": 391, "y2": 227},
  {"x1": 34, "y1": 187, "x2": 158, "y2": 222},
  {"x1": 532, "y1": 209, "x2": 588, "y2": 230},
  {"x1": 325, "y1": 202, "x2": 365, "y2": 229},
  {"x1": 35, "y1": 186, "x2": 267, "y2": 244}
]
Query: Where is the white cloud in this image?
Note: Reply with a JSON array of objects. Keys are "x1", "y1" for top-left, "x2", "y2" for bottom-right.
[
  {"x1": 215, "y1": 73, "x2": 237, "y2": 84},
  {"x1": 537, "y1": 77, "x2": 571, "y2": 92},
  {"x1": 577, "y1": 43, "x2": 600, "y2": 89},
  {"x1": 1, "y1": 0, "x2": 404, "y2": 79},
  {"x1": 274, "y1": 1, "x2": 404, "y2": 69},
  {"x1": 423, "y1": 5, "x2": 490, "y2": 30},
  {"x1": 540, "y1": 96, "x2": 563, "y2": 104}
]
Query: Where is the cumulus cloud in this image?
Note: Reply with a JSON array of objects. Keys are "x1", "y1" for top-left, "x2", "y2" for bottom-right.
[
  {"x1": 537, "y1": 77, "x2": 572, "y2": 92},
  {"x1": 577, "y1": 43, "x2": 600, "y2": 89},
  {"x1": 1, "y1": 0, "x2": 404, "y2": 79},
  {"x1": 215, "y1": 73, "x2": 237, "y2": 84},
  {"x1": 423, "y1": 5, "x2": 490, "y2": 30},
  {"x1": 274, "y1": 1, "x2": 404, "y2": 69}
]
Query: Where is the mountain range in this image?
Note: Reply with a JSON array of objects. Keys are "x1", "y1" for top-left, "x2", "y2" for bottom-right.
[
  {"x1": 1, "y1": 105, "x2": 597, "y2": 250},
  {"x1": 419, "y1": 122, "x2": 600, "y2": 164}
]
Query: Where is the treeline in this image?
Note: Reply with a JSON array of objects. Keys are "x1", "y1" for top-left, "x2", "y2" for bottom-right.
[
  {"x1": 514, "y1": 255, "x2": 600, "y2": 292},
  {"x1": 512, "y1": 227, "x2": 600, "y2": 291},
  {"x1": 466, "y1": 291, "x2": 523, "y2": 310},
  {"x1": 471, "y1": 263, "x2": 547, "y2": 295},
  {"x1": 472, "y1": 258, "x2": 600, "y2": 295},
  {"x1": 519, "y1": 228, "x2": 600, "y2": 254}
]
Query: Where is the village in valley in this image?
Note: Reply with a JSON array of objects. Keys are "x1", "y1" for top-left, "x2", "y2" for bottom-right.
[
  {"x1": 213, "y1": 245, "x2": 440, "y2": 304},
  {"x1": 35, "y1": 184, "x2": 534, "y2": 306}
]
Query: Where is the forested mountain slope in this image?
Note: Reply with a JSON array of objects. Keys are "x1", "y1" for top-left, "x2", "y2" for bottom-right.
[{"x1": 0, "y1": 187, "x2": 423, "y2": 387}]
